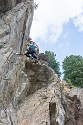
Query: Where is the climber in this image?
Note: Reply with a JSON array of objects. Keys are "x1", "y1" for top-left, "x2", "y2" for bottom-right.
[{"x1": 25, "y1": 40, "x2": 38, "y2": 62}]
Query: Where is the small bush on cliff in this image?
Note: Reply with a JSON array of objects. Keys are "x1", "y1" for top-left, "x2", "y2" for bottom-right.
[{"x1": 45, "y1": 50, "x2": 61, "y2": 78}]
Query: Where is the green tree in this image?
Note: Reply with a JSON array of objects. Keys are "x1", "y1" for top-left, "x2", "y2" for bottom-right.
[
  {"x1": 62, "y1": 55, "x2": 83, "y2": 88},
  {"x1": 45, "y1": 50, "x2": 61, "y2": 78}
]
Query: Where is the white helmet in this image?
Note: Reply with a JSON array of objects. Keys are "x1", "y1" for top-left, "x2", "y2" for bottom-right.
[{"x1": 30, "y1": 39, "x2": 33, "y2": 42}]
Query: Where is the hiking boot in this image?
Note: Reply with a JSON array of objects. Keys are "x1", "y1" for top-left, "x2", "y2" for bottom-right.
[{"x1": 35, "y1": 60, "x2": 38, "y2": 64}]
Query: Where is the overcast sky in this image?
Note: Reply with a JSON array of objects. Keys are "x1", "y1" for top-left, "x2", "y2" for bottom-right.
[{"x1": 30, "y1": 0, "x2": 83, "y2": 75}]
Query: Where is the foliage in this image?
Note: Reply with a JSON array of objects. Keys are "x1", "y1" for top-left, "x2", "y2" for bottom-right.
[
  {"x1": 65, "y1": 78, "x2": 75, "y2": 88},
  {"x1": 45, "y1": 50, "x2": 61, "y2": 78},
  {"x1": 62, "y1": 55, "x2": 83, "y2": 88}
]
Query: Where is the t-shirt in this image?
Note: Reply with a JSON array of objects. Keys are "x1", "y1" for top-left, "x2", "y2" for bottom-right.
[{"x1": 29, "y1": 45, "x2": 35, "y2": 51}]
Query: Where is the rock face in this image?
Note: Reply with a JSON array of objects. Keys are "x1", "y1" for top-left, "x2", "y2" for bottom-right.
[
  {"x1": 0, "y1": 0, "x2": 32, "y2": 14},
  {"x1": 0, "y1": 0, "x2": 34, "y2": 121},
  {"x1": 0, "y1": 1, "x2": 83, "y2": 125},
  {"x1": 39, "y1": 53, "x2": 48, "y2": 62}
]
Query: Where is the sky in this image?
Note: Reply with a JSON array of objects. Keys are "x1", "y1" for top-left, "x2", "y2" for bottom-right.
[{"x1": 30, "y1": 0, "x2": 83, "y2": 76}]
